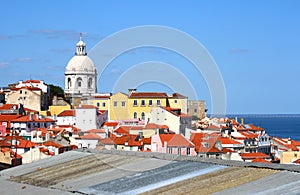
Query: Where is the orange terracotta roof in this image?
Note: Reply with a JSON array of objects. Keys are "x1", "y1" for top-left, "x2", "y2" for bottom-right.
[
  {"x1": 0, "y1": 104, "x2": 37, "y2": 113},
  {"x1": 252, "y1": 158, "x2": 272, "y2": 163},
  {"x1": 272, "y1": 137, "x2": 299, "y2": 151},
  {"x1": 139, "y1": 137, "x2": 151, "y2": 145},
  {"x1": 39, "y1": 147, "x2": 55, "y2": 156},
  {"x1": 79, "y1": 133, "x2": 103, "y2": 140},
  {"x1": 57, "y1": 110, "x2": 75, "y2": 117},
  {"x1": 86, "y1": 129, "x2": 106, "y2": 133},
  {"x1": 11, "y1": 115, "x2": 55, "y2": 122},
  {"x1": 23, "y1": 79, "x2": 41, "y2": 84},
  {"x1": 159, "y1": 134, "x2": 194, "y2": 147},
  {"x1": 293, "y1": 158, "x2": 300, "y2": 164},
  {"x1": 240, "y1": 152, "x2": 270, "y2": 159},
  {"x1": 18, "y1": 139, "x2": 37, "y2": 148},
  {"x1": 218, "y1": 137, "x2": 242, "y2": 145},
  {"x1": 206, "y1": 125, "x2": 221, "y2": 130},
  {"x1": 196, "y1": 145, "x2": 222, "y2": 153},
  {"x1": 114, "y1": 126, "x2": 142, "y2": 135},
  {"x1": 129, "y1": 92, "x2": 167, "y2": 98},
  {"x1": 239, "y1": 131, "x2": 258, "y2": 139},
  {"x1": 93, "y1": 95, "x2": 110, "y2": 99},
  {"x1": 168, "y1": 93, "x2": 187, "y2": 99},
  {"x1": 246, "y1": 124, "x2": 264, "y2": 131},
  {"x1": 43, "y1": 141, "x2": 63, "y2": 148},
  {"x1": 103, "y1": 121, "x2": 119, "y2": 127},
  {"x1": 0, "y1": 114, "x2": 21, "y2": 121}
]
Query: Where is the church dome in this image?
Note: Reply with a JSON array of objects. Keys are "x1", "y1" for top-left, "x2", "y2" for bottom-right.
[{"x1": 65, "y1": 55, "x2": 96, "y2": 73}]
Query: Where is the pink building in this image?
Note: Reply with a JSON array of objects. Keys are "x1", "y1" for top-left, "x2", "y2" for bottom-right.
[{"x1": 151, "y1": 134, "x2": 195, "y2": 156}]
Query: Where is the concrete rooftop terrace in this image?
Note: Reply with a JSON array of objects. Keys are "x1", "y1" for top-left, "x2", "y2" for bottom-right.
[{"x1": 1, "y1": 150, "x2": 300, "y2": 195}]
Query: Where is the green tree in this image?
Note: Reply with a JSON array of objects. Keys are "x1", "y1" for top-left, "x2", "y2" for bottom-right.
[{"x1": 48, "y1": 84, "x2": 64, "y2": 105}]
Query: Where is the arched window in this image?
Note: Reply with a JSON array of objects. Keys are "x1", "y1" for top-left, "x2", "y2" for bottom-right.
[
  {"x1": 88, "y1": 77, "x2": 93, "y2": 88},
  {"x1": 141, "y1": 112, "x2": 145, "y2": 120},
  {"x1": 67, "y1": 78, "x2": 72, "y2": 89},
  {"x1": 133, "y1": 112, "x2": 137, "y2": 119},
  {"x1": 77, "y1": 77, "x2": 83, "y2": 88}
]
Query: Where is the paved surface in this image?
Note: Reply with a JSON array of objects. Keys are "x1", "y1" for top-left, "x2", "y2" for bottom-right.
[
  {"x1": 213, "y1": 171, "x2": 300, "y2": 195},
  {"x1": 1, "y1": 150, "x2": 300, "y2": 195}
]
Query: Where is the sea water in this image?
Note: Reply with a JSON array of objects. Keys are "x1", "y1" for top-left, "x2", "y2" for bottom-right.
[{"x1": 227, "y1": 114, "x2": 300, "y2": 141}]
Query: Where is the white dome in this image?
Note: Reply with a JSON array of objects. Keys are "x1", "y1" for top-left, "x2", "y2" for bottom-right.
[{"x1": 65, "y1": 55, "x2": 96, "y2": 73}]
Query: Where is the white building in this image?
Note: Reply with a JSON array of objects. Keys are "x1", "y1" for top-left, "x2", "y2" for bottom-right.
[
  {"x1": 75, "y1": 105, "x2": 101, "y2": 131},
  {"x1": 64, "y1": 34, "x2": 97, "y2": 107},
  {"x1": 148, "y1": 107, "x2": 191, "y2": 135}
]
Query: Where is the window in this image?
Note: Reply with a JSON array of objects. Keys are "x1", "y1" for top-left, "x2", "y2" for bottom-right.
[
  {"x1": 88, "y1": 78, "x2": 93, "y2": 88},
  {"x1": 149, "y1": 100, "x2": 153, "y2": 106},
  {"x1": 67, "y1": 78, "x2": 72, "y2": 89},
  {"x1": 77, "y1": 77, "x2": 83, "y2": 88},
  {"x1": 174, "y1": 100, "x2": 178, "y2": 103},
  {"x1": 96, "y1": 102, "x2": 100, "y2": 107},
  {"x1": 133, "y1": 100, "x2": 138, "y2": 106},
  {"x1": 141, "y1": 112, "x2": 145, "y2": 120},
  {"x1": 187, "y1": 148, "x2": 190, "y2": 155},
  {"x1": 187, "y1": 108, "x2": 189, "y2": 113},
  {"x1": 133, "y1": 112, "x2": 137, "y2": 119},
  {"x1": 20, "y1": 90, "x2": 22, "y2": 94},
  {"x1": 194, "y1": 109, "x2": 197, "y2": 113},
  {"x1": 157, "y1": 100, "x2": 161, "y2": 106},
  {"x1": 102, "y1": 102, "x2": 106, "y2": 107},
  {"x1": 141, "y1": 100, "x2": 145, "y2": 106},
  {"x1": 114, "y1": 101, "x2": 118, "y2": 107},
  {"x1": 122, "y1": 101, "x2": 126, "y2": 107}
]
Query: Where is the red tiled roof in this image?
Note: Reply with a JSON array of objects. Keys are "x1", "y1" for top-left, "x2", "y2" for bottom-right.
[
  {"x1": 168, "y1": 93, "x2": 187, "y2": 99},
  {"x1": 23, "y1": 79, "x2": 41, "y2": 84},
  {"x1": 139, "y1": 137, "x2": 151, "y2": 145},
  {"x1": 0, "y1": 104, "x2": 37, "y2": 113},
  {"x1": 252, "y1": 158, "x2": 272, "y2": 163},
  {"x1": 11, "y1": 86, "x2": 42, "y2": 91},
  {"x1": 93, "y1": 95, "x2": 110, "y2": 99},
  {"x1": 239, "y1": 131, "x2": 258, "y2": 139},
  {"x1": 43, "y1": 141, "x2": 63, "y2": 148},
  {"x1": 159, "y1": 134, "x2": 194, "y2": 147},
  {"x1": 240, "y1": 152, "x2": 270, "y2": 159},
  {"x1": 11, "y1": 115, "x2": 55, "y2": 122},
  {"x1": 18, "y1": 139, "x2": 37, "y2": 148},
  {"x1": 86, "y1": 129, "x2": 106, "y2": 133},
  {"x1": 0, "y1": 114, "x2": 21, "y2": 121},
  {"x1": 57, "y1": 110, "x2": 75, "y2": 117},
  {"x1": 114, "y1": 126, "x2": 143, "y2": 135},
  {"x1": 103, "y1": 121, "x2": 119, "y2": 127},
  {"x1": 79, "y1": 133, "x2": 103, "y2": 140},
  {"x1": 218, "y1": 137, "x2": 242, "y2": 145},
  {"x1": 272, "y1": 137, "x2": 299, "y2": 151},
  {"x1": 129, "y1": 92, "x2": 167, "y2": 98},
  {"x1": 293, "y1": 158, "x2": 300, "y2": 164},
  {"x1": 246, "y1": 124, "x2": 264, "y2": 131},
  {"x1": 39, "y1": 147, "x2": 55, "y2": 156},
  {"x1": 206, "y1": 125, "x2": 221, "y2": 130}
]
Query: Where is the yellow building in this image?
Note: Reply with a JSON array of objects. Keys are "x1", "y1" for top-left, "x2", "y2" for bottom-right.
[
  {"x1": 86, "y1": 94, "x2": 111, "y2": 111},
  {"x1": 110, "y1": 92, "x2": 129, "y2": 120},
  {"x1": 128, "y1": 91, "x2": 168, "y2": 121},
  {"x1": 109, "y1": 90, "x2": 189, "y2": 122},
  {"x1": 168, "y1": 93, "x2": 188, "y2": 114}
]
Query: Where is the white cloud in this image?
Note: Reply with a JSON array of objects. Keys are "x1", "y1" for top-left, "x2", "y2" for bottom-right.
[
  {"x1": 0, "y1": 62, "x2": 9, "y2": 68},
  {"x1": 14, "y1": 57, "x2": 33, "y2": 63}
]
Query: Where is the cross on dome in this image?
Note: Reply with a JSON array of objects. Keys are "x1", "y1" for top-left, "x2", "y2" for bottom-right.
[{"x1": 76, "y1": 33, "x2": 87, "y2": 56}]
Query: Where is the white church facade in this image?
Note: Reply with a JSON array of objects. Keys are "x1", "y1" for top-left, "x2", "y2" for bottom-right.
[{"x1": 64, "y1": 35, "x2": 97, "y2": 107}]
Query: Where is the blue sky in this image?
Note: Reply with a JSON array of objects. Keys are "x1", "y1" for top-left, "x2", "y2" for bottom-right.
[{"x1": 0, "y1": 1, "x2": 299, "y2": 114}]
